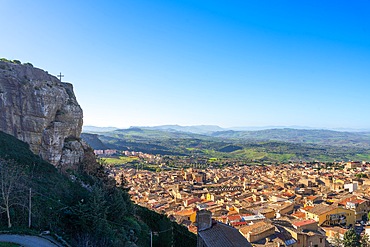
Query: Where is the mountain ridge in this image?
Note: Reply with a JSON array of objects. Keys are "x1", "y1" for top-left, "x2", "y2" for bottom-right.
[
  {"x1": 84, "y1": 125, "x2": 370, "y2": 134},
  {"x1": 82, "y1": 125, "x2": 370, "y2": 147}
]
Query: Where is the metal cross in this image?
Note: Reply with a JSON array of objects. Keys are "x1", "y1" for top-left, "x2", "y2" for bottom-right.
[{"x1": 57, "y1": 72, "x2": 64, "y2": 81}]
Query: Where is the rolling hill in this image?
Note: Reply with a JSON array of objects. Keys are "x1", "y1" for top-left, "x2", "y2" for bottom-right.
[{"x1": 82, "y1": 127, "x2": 370, "y2": 163}]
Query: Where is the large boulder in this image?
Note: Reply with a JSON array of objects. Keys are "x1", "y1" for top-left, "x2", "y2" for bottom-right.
[{"x1": 0, "y1": 60, "x2": 84, "y2": 168}]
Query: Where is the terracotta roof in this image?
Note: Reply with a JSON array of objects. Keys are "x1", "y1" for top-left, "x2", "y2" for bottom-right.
[
  {"x1": 227, "y1": 215, "x2": 242, "y2": 221},
  {"x1": 186, "y1": 197, "x2": 201, "y2": 205},
  {"x1": 174, "y1": 208, "x2": 195, "y2": 216},
  {"x1": 282, "y1": 192, "x2": 294, "y2": 197},
  {"x1": 291, "y1": 211, "x2": 306, "y2": 219},
  {"x1": 300, "y1": 206, "x2": 314, "y2": 212},
  {"x1": 232, "y1": 221, "x2": 248, "y2": 227},
  {"x1": 322, "y1": 226, "x2": 348, "y2": 235},
  {"x1": 306, "y1": 204, "x2": 337, "y2": 215},
  {"x1": 307, "y1": 195, "x2": 318, "y2": 201},
  {"x1": 350, "y1": 199, "x2": 366, "y2": 204},
  {"x1": 338, "y1": 196, "x2": 358, "y2": 206},
  {"x1": 239, "y1": 221, "x2": 275, "y2": 235},
  {"x1": 292, "y1": 219, "x2": 317, "y2": 227},
  {"x1": 228, "y1": 210, "x2": 239, "y2": 216}
]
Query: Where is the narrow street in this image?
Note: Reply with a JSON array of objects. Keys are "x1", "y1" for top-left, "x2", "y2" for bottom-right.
[{"x1": 0, "y1": 234, "x2": 62, "y2": 247}]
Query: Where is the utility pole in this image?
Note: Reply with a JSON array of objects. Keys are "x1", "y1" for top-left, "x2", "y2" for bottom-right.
[
  {"x1": 28, "y1": 187, "x2": 32, "y2": 228},
  {"x1": 171, "y1": 224, "x2": 174, "y2": 247}
]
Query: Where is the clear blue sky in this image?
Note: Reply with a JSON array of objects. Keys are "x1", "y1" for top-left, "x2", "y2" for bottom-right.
[{"x1": 1, "y1": 0, "x2": 369, "y2": 129}]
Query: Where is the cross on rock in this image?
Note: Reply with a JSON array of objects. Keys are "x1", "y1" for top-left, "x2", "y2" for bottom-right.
[{"x1": 57, "y1": 72, "x2": 64, "y2": 81}]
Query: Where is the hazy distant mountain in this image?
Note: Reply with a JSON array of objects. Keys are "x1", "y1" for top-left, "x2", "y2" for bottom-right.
[
  {"x1": 83, "y1": 124, "x2": 370, "y2": 134},
  {"x1": 136, "y1": 124, "x2": 225, "y2": 134},
  {"x1": 229, "y1": 126, "x2": 319, "y2": 131},
  {"x1": 80, "y1": 133, "x2": 107, "y2": 150},
  {"x1": 82, "y1": 125, "x2": 370, "y2": 147},
  {"x1": 210, "y1": 128, "x2": 370, "y2": 147},
  {"x1": 83, "y1": 126, "x2": 119, "y2": 133}
]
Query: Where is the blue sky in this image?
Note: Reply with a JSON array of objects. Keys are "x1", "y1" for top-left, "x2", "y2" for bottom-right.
[{"x1": 1, "y1": 0, "x2": 369, "y2": 129}]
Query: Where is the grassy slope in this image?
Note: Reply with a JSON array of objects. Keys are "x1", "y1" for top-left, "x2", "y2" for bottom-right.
[
  {"x1": 0, "y1": 131, "x2": 87, "y2": 230},
  {"x1": 0, "y1": 131, "x2": 196, "y2": 246}
]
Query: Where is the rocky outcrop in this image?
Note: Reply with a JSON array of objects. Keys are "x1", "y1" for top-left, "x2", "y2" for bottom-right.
[{"x1": 0, "y1": 60, "x2": 84, "y2": 168}]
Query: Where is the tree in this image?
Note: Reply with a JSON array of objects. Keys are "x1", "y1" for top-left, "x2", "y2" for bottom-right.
[
  {"x1": 332, "y1": 232, "x2": 343, "y2": 247},
  {"x1": 361, "y1": 234, "x2": 370, "y2": 247},
  {"x1": 72, "y1": 186, "x2": 113, "y2": 246},
  {"x1": 343, "y1": 228, "x2": 360, "y2": 247},
  {"x1": 0, "y1": 158, "x2": 27, "y2": 228}
]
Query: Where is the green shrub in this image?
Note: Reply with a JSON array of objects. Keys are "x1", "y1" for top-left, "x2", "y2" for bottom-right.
[
  {"x1": 23, "y1": 62, "x2": 33, "y2": 67},
  {"x1": 0, "y1": 58, "x2": 10, "y2": 62}
]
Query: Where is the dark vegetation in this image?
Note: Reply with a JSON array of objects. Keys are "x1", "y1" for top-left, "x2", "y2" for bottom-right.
[
  {"x1": 0, "y1": 58, "x2": 33, "y2": 67},
  {"x1": 83, "y1": 128, "x2": 370, "y2": 163},
  {"x1": 136, "y1": 206, "x2": 197, "y2": 247},
  {"x1": 0, "y1": 131, "x2": 196, "y2": 246}
]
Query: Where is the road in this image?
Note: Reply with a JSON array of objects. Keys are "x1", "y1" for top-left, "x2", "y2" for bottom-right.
[{"x1": 0, "y1": 234, "x2": 62, "y2": 247}]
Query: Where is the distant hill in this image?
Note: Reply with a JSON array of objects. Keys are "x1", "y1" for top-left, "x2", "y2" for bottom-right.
[
  {"x1": 136, "y1": 124, "x2": 225, "y2": 134},
  {"x1": 80, "y1": 133, "x2": 107, "y2": 150},
  {"x1": 84, "y1": 126, "x2": 370, "y2": 148},
  {"x1": 82, "y1": 125, "x2": 119, "y2": 133},
  {"x1": 83, "y1": 127, "x2": 210, "y2": 155},
  {"x1": 81, "y1": 127, "x2": 370, "y2": 162},
  {"x1": 210, "y1": 128, "x2": 370, "y2": 147},
  {"x1": 102, "y1": 127, "x2": 213, "y2": 141}
]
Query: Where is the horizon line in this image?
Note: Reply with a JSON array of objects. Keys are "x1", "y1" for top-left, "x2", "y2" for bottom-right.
[{"x1": 82, "y1": 124, "x2": 370, "y2": 132}]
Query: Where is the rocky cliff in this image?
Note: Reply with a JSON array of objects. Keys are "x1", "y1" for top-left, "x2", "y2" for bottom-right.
[{"x1": 0, "y1": 60, "x2": 85, "y2": 168}]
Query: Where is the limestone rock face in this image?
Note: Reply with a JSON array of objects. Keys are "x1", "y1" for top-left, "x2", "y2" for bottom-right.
[{"x1": 0, "y1": 61, "x2": 84, "y2": 167}]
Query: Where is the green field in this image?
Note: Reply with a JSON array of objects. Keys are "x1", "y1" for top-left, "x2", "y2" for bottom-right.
[{"x1": 101, "y1": 156, "x2": 138, "y2": 165}]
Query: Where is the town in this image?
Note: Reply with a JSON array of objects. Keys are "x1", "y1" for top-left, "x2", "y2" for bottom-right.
[{"x1": 111, "y1": 153, "x2": 370, "y2": 246}]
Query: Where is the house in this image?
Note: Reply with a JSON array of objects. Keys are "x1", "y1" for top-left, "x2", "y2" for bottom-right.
[
  {"x1": 276, "y1": 220, "x2": 326, "y2": 247},
  {"x1": 292, "y1": 230, "x2": 326, "y2": 247},
  {"x1": 346, "y1": 161, "x2": 361, "y2": 170},
  {"x1": 196, "y1": 210, "x2": 252, "y2": 247},
  {"x1": 344, "y1": 182, "x2": 358, "y2": 193},
  {"x1": 305, "y1": 195, "x2": 323, "y2": 206},
  {"x1": 305, "y1": 204, "x2": 355, "y2": 227},
  {"x1": 256, "y1": 208, "x2": 275, "y2": 219},
  {"x1": 269, "y1": 201, "x2": 294, "y2": 217},
  {"x1": 226, "y1": 214, "x2": 242, "y2": 225},
  {"x1": 322, "y1": 226, "x2": 347, "y2": 246},
  {"x1": 338, "y1": 196, "x2": 368, "y2": 221},
  {"x1": 174, "y1": 208, "x2": 197, "y2": 223},
  {"x1": 292, "y1": 219, "x2": 318, "y2": 231},
  {"x1": 184, "y1": 197, "x2": 202, "y2": 207},
  {"x1": 239, "y1": 221, "x2": 275, "y2": 243}
]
